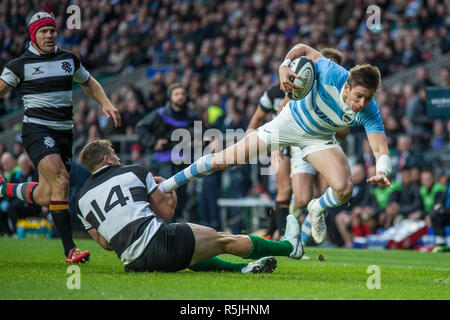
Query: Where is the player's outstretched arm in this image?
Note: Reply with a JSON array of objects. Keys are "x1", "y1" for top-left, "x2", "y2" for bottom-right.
[
  {"x1": 79, "y1": 76, "x2": 121, "y2": 127},
  {"x1": 0, "y1": 79, "x2": 13, "y2": 99},
  {"x1": 366, "y1": 132, "x2": 393, "y2": 188}
]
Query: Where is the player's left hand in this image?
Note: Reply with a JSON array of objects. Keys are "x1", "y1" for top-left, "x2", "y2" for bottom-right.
[
  {"x1": 279, "y1": 65, "x2": 300, "y2": 92},
  {"x1": 102, "y1": 104, "x2": 121, "y2": 127},
  {"x1": 366, "y1": 172, "x2": 393, "y2": 189}
]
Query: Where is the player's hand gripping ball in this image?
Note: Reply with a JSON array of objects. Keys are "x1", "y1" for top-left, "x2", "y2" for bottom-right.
[{"x1": 286, "y1": 56, "x2": 316, "y2": 100}]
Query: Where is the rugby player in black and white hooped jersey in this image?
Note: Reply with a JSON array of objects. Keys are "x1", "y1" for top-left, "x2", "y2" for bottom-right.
[
  {"x1": 75, "y1": 139, "x2": 304, "y2": 273},
  {"x1": 0, "y1": 12, "x2": 121, "y2": 263}
]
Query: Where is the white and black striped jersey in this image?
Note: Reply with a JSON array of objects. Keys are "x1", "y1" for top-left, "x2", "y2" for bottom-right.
[
  {"x1": 0, "y1": 43, "x2": 90, "y2": 131},
  {"x1": 75, "y1": 165, "x2": 162, "y2": 265},
  {"x1": 259, "y1": 85, "x2": 286, "y2": 114}
]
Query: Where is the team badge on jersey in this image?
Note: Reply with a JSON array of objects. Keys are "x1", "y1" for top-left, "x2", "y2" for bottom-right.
[
  {"x1": 44, "y1": 136, "x2": 55, "y2": 148},
  {"x1": 61, "y1": 61, "x2": 72, "y2": 74}
]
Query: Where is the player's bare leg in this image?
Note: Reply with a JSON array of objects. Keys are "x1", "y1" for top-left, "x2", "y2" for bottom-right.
[
  {"x1": 37, "y1": 154, "x2": 89, "y2": 262},
  {"x1": 270, "y1": 150, "x2": 291, "y2": 238},
  {"x1": 304, "y1": 148, "x2": 353, "y2": 244},
  {"x1": 292, "y1": 173, "x2": 315, "y2": 210}
]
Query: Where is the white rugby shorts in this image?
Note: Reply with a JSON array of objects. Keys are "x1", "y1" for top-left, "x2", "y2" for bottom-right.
[
  {"x1": 256, "y1": 104, "x2": 342, "y2": 158},
  {"x1": 290, "y1": 146, "x2": 317, "y2": 176}
]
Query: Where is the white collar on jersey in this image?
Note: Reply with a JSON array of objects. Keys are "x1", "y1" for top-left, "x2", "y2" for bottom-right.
[
  {"x1": 28, "y1": 42, "x2": 58, "y2": 55},
  {"x1": 339, "y1": 84, "x2": 356, "y2": 123},
  {"x1": 92, "y1": 165, "x2": 110, "y2": 175}
]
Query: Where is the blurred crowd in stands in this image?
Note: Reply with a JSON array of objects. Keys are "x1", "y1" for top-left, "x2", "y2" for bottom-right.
[{"x1": 0, "y1": 0, "x2": 449, "y2": 246}]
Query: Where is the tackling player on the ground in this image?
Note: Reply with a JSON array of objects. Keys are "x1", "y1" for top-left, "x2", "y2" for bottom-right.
[
  {"x1": 0, "y1": 12, "x2": 121, "y2": 263},
  {"x1": 158, "y1": 43, "x2": 392, "y2": 245},
  {"x1": 75, "y1": 139, "x2": 304, "y2": 273}
]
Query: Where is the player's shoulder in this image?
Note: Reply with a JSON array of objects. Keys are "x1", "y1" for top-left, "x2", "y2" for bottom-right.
[
  {"x1": 3, "y1": 53, "x2": 29, "y2": 75},
  {"x1": 315, "y1": 57, "x2": 348, "y2": 86},
  {"x1": 122, "y1": 164, "x2": 151, "y2": 184}
]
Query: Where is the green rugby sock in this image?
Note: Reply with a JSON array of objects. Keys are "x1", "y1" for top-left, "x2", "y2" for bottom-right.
[
  {"x1": 244, "y1": 234, "x2": 293, "y2": 259},
  {"x1": 189, "y1": 257, "x2": 248, "y2": 273}
]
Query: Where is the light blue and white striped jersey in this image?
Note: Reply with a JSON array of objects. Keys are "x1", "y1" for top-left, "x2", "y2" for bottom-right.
[{"x1": 289, "y1": 57, "x2": 384, "y2": 136}]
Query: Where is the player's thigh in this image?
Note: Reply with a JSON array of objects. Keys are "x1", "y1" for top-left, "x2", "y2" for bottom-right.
[
  {"x1": 305, "y1": 147, "x2": 352, "y2": 193},
  {"x1": 37, "y1": 154, "x2": 70, "y2": 190},
  {"x1": 187, "y1": 223, "x2": 226, "y2": 265},
  {"x1": 211, "y1": 131, "x2": 267, "y2": 169},
  {"x1": 292, "y1": 173, "x2": 315, "y2": 208}
]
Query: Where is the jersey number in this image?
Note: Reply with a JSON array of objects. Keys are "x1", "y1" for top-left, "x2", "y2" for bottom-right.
[{"x1": 89, "y1": 185, "x2": 129, "y2": 224}]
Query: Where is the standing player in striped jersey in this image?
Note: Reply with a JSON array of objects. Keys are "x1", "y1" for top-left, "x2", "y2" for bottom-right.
[
  {"x1": 76, "y1": 140, "x2": 304, "y2": 273},
  {"x1": 246, "y1": 85, "x2": 290, "y2": 239},
  {"x1": 0, "y1": 12, "x2": 121, "y2": 263},
  {"x1": 158, "y1": 43, "x2": 393, "y2": 246}
]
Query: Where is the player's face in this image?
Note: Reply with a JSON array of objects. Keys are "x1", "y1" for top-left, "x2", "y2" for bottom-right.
[
  {"x1": 170, "y1": 87, "x2": 187, "y2": 108},
  {"x1": 344, "y1": 84, "x2": 375, "y2": 112},
  {"x1": 36, "y1": 26, "x2": 57, "y2": 53}
]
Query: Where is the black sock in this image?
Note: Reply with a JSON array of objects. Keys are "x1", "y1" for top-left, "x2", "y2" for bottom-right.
[
  {"x1": 51, "y1": 209, "x2": 76, "y2": 256},
  {"x1": 275, "y1": 200, "x2": 290, "y2": 236},
  {"x1": 267, "y1": 207, "x2": 277, "y2": 237}
]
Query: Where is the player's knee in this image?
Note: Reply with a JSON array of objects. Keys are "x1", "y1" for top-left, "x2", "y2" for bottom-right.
[
  {"x1": 333, "y1": 180, "x2": 353, "y2": 201},
  {"x1": 51, "y1": 173, "x2": 69, "y2": 195},
  {"x1": 294, "y1": 194, "x2": 310, "y2": 209}
]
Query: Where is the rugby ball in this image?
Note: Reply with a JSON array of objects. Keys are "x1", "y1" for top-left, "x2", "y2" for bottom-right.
[{"x1": 286, "y1": 56, "x2": 315, "y2": 100}]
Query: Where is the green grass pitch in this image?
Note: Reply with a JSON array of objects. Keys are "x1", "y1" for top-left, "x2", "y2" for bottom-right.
[{"x1": 0, "y1": 237, "x2": 449, "y2": 300}]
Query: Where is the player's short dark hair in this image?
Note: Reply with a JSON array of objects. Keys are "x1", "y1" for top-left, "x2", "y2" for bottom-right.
[
  {"x1": 79, "y1": 139, "x2": 113, "y2": 172},
  {"x1": 320, "y1": 48, "x2": 343, "y2": 65},
  {"x1": 348, "y1": 64, "x2": 381, "y2": 92}
]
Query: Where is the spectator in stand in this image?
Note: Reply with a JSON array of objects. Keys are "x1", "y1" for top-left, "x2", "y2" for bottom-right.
[
  {"x1": 136, "y1": 83, "x2": 198, "y2": 222},
  {"x1": 197, "y1": 100, "x2": 224, "y2": 231},
  {"x1": 382, "y1": 161, "x2": 423, "y2": 228},
  {"x1": 217, "y1": 105, "x2": 251, "y2": 234},
  {"x1": 404, "y1": 84, "x2": 433, "y2": 149},
  {"x1": 430, "y1": 120, "x2": 448, "y2": 149},
  {"x1": 0, "y1": 152, "x2": 21, "y2": 235},
  {"x1": 122, "y1": 97, "x2": 143, "y2": 135},
  {"x1": 126, "y1": 143, "x2": 145, "y2": 166},
  {"x1": 418, "y1": 167, "x2": 446, "y2": 223},
  {"x1": 394, "y1": 135, "x2": 424, "y2": 182},
  {"x1": 440, "y1": 66, "x2": 450, "y2": 86},
  {"x1": 429, "y1": 177, "x2": 450, "y2": 253},
  {"x1": 414, "y1": 66, "x2": 436, "y2": 88},
  {"x1": 332, "y1": 163, "x2": 372, "y2": 248}
]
